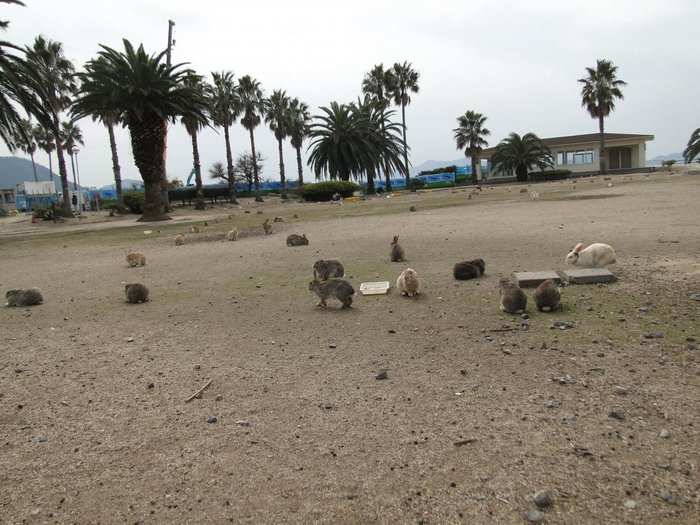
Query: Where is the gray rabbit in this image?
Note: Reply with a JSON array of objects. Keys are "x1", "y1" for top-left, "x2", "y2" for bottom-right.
[
  {"x1": 498, "y1": 278, "x2": 527, "y2": 314},
  {"x1": 390, "y1": 235, "x2": 405, "y2": 262},
  {"x1": 313, "y1": 259, "x2": 345, "y2": 280},
  {"x1": 5, "y1": 288, "x2": 43, "y2": 307},
  {"x1": 309, "y1": 278, "x2": 354, "y2": 309}
]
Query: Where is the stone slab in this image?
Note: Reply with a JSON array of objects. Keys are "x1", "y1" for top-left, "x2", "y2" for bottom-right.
[
  {"x1": 513, "y1": 271, "x2": 562, "y2": 288},
  {"x1": 562, "y1": 268, "x2": 617, "y2": 284}
]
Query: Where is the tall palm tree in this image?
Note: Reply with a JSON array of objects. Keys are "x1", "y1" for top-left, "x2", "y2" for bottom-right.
[
  {"x1": 362, "y1": 63, "x2": 396, "y2": 190},
  {"x1": 390, "y1": 61, "x2": 419, "y2": 187},
  {"x1": 683, "y1": 128, "x2": 700, "y2": 163},
  {"x1": 24, "y1": 36, "x2": 76, "y2": 212},
  {"x1": 238, "y1": 75, "x2": 265, "y2": 202},
  {"x1": 491, "y1": 132, "x2": 553, "y2": 182},
  {"x1": 72, "y1": 39, "x2": 208, "y2": 221},
  {"x1": 15, "y1": 118, "x2": 38, "y2": 181},
  {"x1": 207, "y1": 71, "x2": 241, "y2": 203},
  {"x1": 60, "y1": 120, "x2": 83, "y2": 191},
  {"x1": 32, "y1": 124, "x2": 55, "y2": 182},
  {"x1": 578, "y1": 59, "x2": 626, "y2": 175},
  {"x1": 288, "y1": 97, "x2": 310, "y2": 188},
  {"x1": 181, "y1": 75, "x2": 209, "y2": 210},
  {"x1": 264, "y1": 89, "x2": 291, "y2": 199},
  {"x1": 453, "y1": 111, "x2": 490, "y2": 185}
]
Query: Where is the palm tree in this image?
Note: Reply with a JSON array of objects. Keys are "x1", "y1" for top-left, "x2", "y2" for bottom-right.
[
  {"x1": 491, "y1": 132, "x2": 553, "y2": 182},
  {"x1": 72, "y1": 40, "x2": 208, "y2": 221},
  {"x1": 24, "y1": 36, "x2": 77, "y2": 212},
  {"x1": 32, "y1": 124, "x2": 55, "y2": 182},
  {"x1": 60, "y1": 120, "x2": 83, "y2": 191},
  {"x1": 453, "y1": 111, "x2": 490, "y2": 185},
  {"x1": 181, "y1": 75, "x2": 209, "y2": 210},
  {"x1": 288, "y1": 97, "x2": 310, "y2": 188},
  {"x1": 390, "y1": 61, "x2": 419, "y2": 187},
  {"x1": 207, "y1": 71, "x2": 241, "y2": 203},
  {"x1": 683, "y1": 128, "x2": 700, "y2": 163},
  {"x1": 238, "y1": 75, "x2": 265, "y2": 201},
  {"x1": 208, "y1": 161, "x2": 227, "y2": 182},
  {"x1": 15, "y1": 118, "x2": 38, "y2": 181},
  {"x1": 578, "y1": 59, "x2": 626, "y2": 174},
  {"x1": 362, "y1": 63, "x2": 396, "y2": 190},
  {"x1": 264, "y1": 89, "x2": 291, "y2": 199}
]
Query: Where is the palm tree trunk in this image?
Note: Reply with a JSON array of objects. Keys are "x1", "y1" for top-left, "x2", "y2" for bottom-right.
[
  {"x1": 29, "y1": 151, "x2": 38, "y2": 182},
  {"x1": 401, "y1": 100, "x2": 411, "y2": 189},
  {"x1": 127, "y1": 114, "x2": 169, "y2": 221},
  {"x1": 249, "y1": 127, "x2": 263, "y2": 202},
  {"x1": 53, "y1": 114, "x2": 72, "y2": 214},
  {"x1": 223, "y1": 124, "x2": 238, "y2": 204},
  {"x1": 278, "y1": 137, "x2": 287, "y2": 199},
  {"x1": 470, "y1": 151, "x2": 478, "y2": 185},
  {"x1": 160, "y1": 137, "x2": 171, "y2": 212},
  {"x1": 190, "y1": 131, "x2": 205, "y2": 210},
  {"x1": 381, "y1": 114, "x2": 391, "y2": 192},
  {"x1": 69, "y1": 149, "x2": 77, "y2": 191},
  {"x1": 598, "y1": 114, "x2": 606, "y2": 174},
  {"x1": 367, "y1": 167, "x2": 376, "y2": 194},
  {"x1": 295, "y1": 145, "x2": 304, "y2": 188},
  {"x1": 47, "y1": 151, "x2": 53, "y2": 182},
  {"x1": 106, "y1": 122, "x2": 125, "y2": 212}
]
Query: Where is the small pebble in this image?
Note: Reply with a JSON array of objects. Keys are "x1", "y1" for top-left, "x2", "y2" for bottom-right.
[
  {"x1": 613, "y1": 385, "x2": 629, "y2": 396},
  {"x1": 375, "y1": 369, "x2": 388, "y2": 380},
  {"x1": 207, "y1": 416, "x2": 217, "y2": 424},
  {"x1": 658, "y1": 490, "x2": 677, "y2": 504},
  {"x1": 624, "y1": 499, "x2": 637, "y2": 509},
  {"x1": 524, "y1": 510, "x2": 545, "y2": 523},
  {"x1": 328, "y1": 343, "x2": 337, "y2": 349},
  {"x1": 659, "y1": 429, "x2": 671, "y2": 439},
  {"x1": 643, "y1": 332, "x2": 664, "y2": 339},
  {"x1": 533, "y1": 490, "x2": 553, "y2": 508},
  {"x1": 126, "y1": 337, "x2": 134, "y2": 343},
  {"x1": 235, "y1": 420, "x2": 251, "y2": 427},
  {"x1": 608, "y1": 409, "x2": 625, "y2": 421}
]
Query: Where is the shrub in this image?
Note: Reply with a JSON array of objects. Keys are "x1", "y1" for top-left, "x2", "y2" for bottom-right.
[
  {"x1": 419, "y1": 165, "x2": 456, "y2": 175},
  {"x1": 528, "y1": 169, "x2": 571, "y2": 182},
  {"x1": 123, "y1": 191, "x2": 145, "y2": 214},
  {"x1": 301, "y1": 181, "x2": 360, "y2": 202},
  {"x1": 0, "y1": 207, "x2": 8, "y2": 217}
]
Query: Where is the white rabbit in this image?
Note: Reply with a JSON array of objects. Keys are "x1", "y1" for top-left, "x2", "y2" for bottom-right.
[
  {"x1": 565, "y1": 242, "x2": 617, "y2": 267},
  {"x1": 396, "y1": 268, "x2": 420, "y2": 297}
]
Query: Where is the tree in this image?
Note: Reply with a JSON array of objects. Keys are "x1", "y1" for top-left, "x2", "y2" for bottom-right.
[
  {"x1": 362, "y1": 63, "x2": 396, "y2": 190},
  {"x1": 453, "y1": 111, "x2": 490, "y2": 185},
  {"x1": 578, "y1": 59, "x2": 626, "y2": 175},
  {"x1": 238, "y1": 75, "x2": 265, "y2": 201},
  {"x1": 390, "y1": 61, "x2": 419, "y2": 187},
  {"x1": 264, "y1": 89, "x2": 290, "y2": 199},
  {"x1": 208, "y1": 161, "x2": 227, "y2": 182},
  {"x1": 24, "y1": 36, "x2": 76, "y2": 212},
  {"x1": 32, "y1": 124, "x2": 55, "y2": 182},
  {"x1": 181, "y1": 75, "x2": 209, "y2": 210},
  {"x1": 683, "y1": 128, "x2": 700, "y2": 163},
  {"x1": 288, "y1": 97, "x2": 310, "y2": 188},
  {"x1": 60, "y1": 119, "x2": 83, "y2": 190},
  {"x1": 491, "y1": 132, "x2": 553, "y2": 182},
  {"x1": 72, "y1": 39, "x2": 208, "y2": 221},
  {"x1": 235, "y1": 152, "x2": 265, "y2": 193},
  {"x1": 15, "y1": 118, "x2": 38, "y2": 181},
  {"x1": 207, "y1": 71, "x2": 241, "y2": 203}
]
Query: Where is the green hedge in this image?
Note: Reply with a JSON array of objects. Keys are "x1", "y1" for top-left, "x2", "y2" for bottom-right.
[
  {"x1": 528, "y1": 169, "x2": 572, "y2": 182},
  {"x1": 302, "y1": 181, "x2": 360, "y2": 201},
  {"x1": 123, "y1": 191, "x2": 144, "y2": 214}
]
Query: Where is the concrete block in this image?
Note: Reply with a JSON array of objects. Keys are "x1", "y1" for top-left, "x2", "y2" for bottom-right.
[
  {"x1": 562, "y1": 268, "x2": 617, "y2": 284},
  {"x1": 513, "y1": 271, "x2": 562, "y2": 288}
]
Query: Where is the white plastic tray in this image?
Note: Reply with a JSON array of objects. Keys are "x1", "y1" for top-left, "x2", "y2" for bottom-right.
[{"x1": 360, "y1": 281, "x2": 391, "y2": 295}]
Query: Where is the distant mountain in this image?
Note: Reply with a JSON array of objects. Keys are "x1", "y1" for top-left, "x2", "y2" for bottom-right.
[
  {"x1": 0, "y1": 156, "x2": 59, "y2": 190},
  {"x1": 647, "y1": 152, "x2": 684, "y2": 166},
  {"x1": 411, "y1": 158, "x2": 468, "y2": 176}
]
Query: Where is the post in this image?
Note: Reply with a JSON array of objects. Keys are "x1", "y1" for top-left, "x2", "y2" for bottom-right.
[{"x1": 161, "y1": 19, "x2": 176, "y2": 213}]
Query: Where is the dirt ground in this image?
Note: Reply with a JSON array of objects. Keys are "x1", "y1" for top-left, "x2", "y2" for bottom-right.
[{"x1": 1, "y1": 172, "x2": 699, "y2": 524}]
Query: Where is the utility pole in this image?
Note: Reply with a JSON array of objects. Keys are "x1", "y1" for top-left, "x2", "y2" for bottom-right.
[
  {"x1": 161, "y1": 19, "x2": 176, "y2": 213},
  {"x1": 74, "y1": 148, "x2": 83, "y2": 214}
]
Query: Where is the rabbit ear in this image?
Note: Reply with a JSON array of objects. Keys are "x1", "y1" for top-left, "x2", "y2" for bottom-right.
[{"x1": 574, "y1": 243, "x2": 584, "y2": 253}]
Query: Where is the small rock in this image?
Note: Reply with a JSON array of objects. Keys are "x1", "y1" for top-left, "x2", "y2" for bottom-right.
[
  {"x1": 126, "y1": 337, "x2": 134, "y2": 343},
  {"x1": 207, "y1": 416, "x2": 218, "y2": 424},
  {"x1": 375, "y1": 369, "x2": 388, "y2": 380},
  {"x1": 533, "y1": 490, "x2": 554, "y2": 508},
  {"x1": 215, "y1": 395, "x2": 223, "y2": 401},
  {"x1": 521, "y1": 313, "x2": 529, "y2": 320},
  {"x1": 551, "y1": 320, "x2": 574, "y2": 330},
  {"x1": 544, "y1": 399, "x2": 561, "y2": 409},
  {"x1": 613, "y1": 385, "x2": 628, "y2": 396},
  {"x1": 34, "y1": 436, "x2": 48, "y2": 443},
  {"x1": 659, "y1": 429, "x2": 671, "y2": 439},
  {"x1": 328, "y1": 343, "x2": 337, "y2": 349},
  {"x1": 235, "y1": 420, "x2": 251, "y2": 427},
  {"x1": 194, "y1": 365, "x2": 201, "y2": 370},
  {"x1": 388, "y1": 329, "x2": 396, "y2": 334},
  {"x1": 147, "y1": 382, "x2": 154, "y2": 389},
  {"x1": 658, "y1": 490, "x2": 677, "y2": 504},
  {"x1": 624, "y1": 499, "x2": 638, "y2": 509},
  {"x1": 608, "y1": 409, "x2": 625, "y2": 421},
  {"x1": 643, "y1": 332, "x2": 664, "y2": 339},
  {"x1": 409, "y1": 206, "x2": 417, "y2": 212},
  {"x1": 688, "y1": 292, "x2": 700, "y2": 302},
  {"x1": 524, "y1": 510, "x2": 545, "y2": 523}
]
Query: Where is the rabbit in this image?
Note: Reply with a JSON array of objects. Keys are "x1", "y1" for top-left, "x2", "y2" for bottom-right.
[
  {"x1": 125, "y1": 283, "x2": 149, "y2": 304},
  {"x1": 286, "y1": 234, "x2": 309, "y2": 247},
  {"x1": 309, "y1": 278, "x2": 354, "y2": 309},
  {"x1": 498, "y1": 278, "x2": 527, "y2": 314},
  {"x1": 5, "y1": 288, "x2": 43, "y2": 307},
  {"x1": 273, "y1": 216, "x2": 284, "y2": 223},
  {"x1": 125, "y1": 251, "x2": 146, "y2": 267},
  {"x1": 390, "y1": 235, "x2": 405, "y2": 262},
  {"x1": 565, "y1": 242, "x2": 616, "y2": 267},
  {"x1": 175, "y1": 234, "x2": 185, "y2": 246},
  {"x1": 529, "y1": 191, "x2": 540, "y2": 201},
  {"x1": 225, "y1": 228, "x2": 239, "y2": 241},
  {"x1": 313, "y1": 259, "x2": 345, "y2": 280},
  {"x1": 534, "y1": 279, "x2": 561, "y2": 312},
  {"x1": 189, "y1": 225, "x2": 200, "y2": 234},
  {"x1": 396, "y1": 268, "x2": 420, "y2": 297},
  {"x1": 453, "y1": 258, "x2": 485, "y2": 280},
  {"x1": 263, "y1": 219, "x2": 273, "y2": 235}
]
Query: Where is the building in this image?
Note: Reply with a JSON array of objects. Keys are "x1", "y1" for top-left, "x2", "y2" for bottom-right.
[
  {"x1": 0, "y1": 187, "x2": 16, "y2": 211},
  {"x1": 480, "y1": 132, "x2": 655, "y2": 177}
]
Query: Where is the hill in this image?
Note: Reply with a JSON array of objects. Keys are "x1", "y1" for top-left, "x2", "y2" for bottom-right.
[
  {"x1": 0, "y1": 156, "x2": 59, "y2": 190},
  {"x1": 647, "y1": 152, "x2": 684, "y2": 166}
]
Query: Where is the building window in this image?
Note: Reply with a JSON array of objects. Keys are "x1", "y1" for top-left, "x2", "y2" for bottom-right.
[{"x1": 557, "y1": 150, "x2": 594, "y2": 165}]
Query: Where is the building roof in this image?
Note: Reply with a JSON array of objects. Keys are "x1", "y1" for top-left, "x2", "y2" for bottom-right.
[{"x1": 481, "y1": 132, "x2": 654, "y2": 157}]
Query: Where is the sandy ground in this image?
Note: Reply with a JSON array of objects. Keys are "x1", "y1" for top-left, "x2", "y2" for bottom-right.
[{"x1": 1, "y1": 173, "x2": 699, "y2": 524}]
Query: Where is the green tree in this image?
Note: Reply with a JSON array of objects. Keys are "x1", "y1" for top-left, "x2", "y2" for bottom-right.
[
  {"x1": 60, "y1": 119, "x2": 83, "y2": 190},
  {"x1": 15, "y1": 118, "x2": 38, "y2": 181},
  {"x1": 491, "y1": 132, "x2": 553, "y2": 182},
  {"x1": 683, "y1": 128, "x2": 700, "y2": 163},
  {"x1": 32, "y1": 124, "x2": 55, "y2": 182},
  {"x1": 390, "y1": 61, "x2": 419, "y2": 187},
  {"x1": 207, "y1": 71, "x2": 241, "y2": 203},
  {"x1": 181, "y1": 74, "x2": 209, "y2": 210},
  {"x1": 288, "y1": 97, "x2": 310, "y2": 189},
  {"x1": 238, "y1": 75, "x2": 265, "y2": 201},
  {"x1": 72, "y1": 40, "x2": 208, "y2": 221},
  {"x1": 264, "y1": 89, "x2": 290, "y2": 199},
  {"x1": 24, "y1": 36, "x2": 77, "y2": 212},
  {"x1": 578, "y1": 59, "x2": 626, "y2": 174},
  {"x1": 453, "y1": 111, "x2": 490, "y2": 184},
  {"x1": 362, "y1": 63, "x2": 396, "y2": 190},
  {"x1": 208, "y1": 161, "x2": 227, "y2": 182}
]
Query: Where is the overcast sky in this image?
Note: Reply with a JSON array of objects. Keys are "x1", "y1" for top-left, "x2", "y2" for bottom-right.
[{"x1": 2, "y1": 0, "x2": 698, "y2": 187}]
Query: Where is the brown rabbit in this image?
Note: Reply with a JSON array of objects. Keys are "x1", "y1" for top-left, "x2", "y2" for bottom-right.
[
  {"x1": 453, "y1": 258, "x2": 485, "y2": 280},
  {"x1": 5, "y1": 288, "x2": 43, "y2": 307},
  {"x1": 286, "y1": 234, "x2": 309, "y2": 246},
  {"x1": 125, "y1": 283, "x2": 149, "y2": 304},
  {"x1": 189, "y1": 225, "x2": 200, "y2": 234},
  {"x1": 498, "y1": 278, "x2": 527, "y2": 314},
  {"x1": 534, "y1": 279, "x2": 561, "y2": 312},
  {"x1": 175, "y1": 234, "x2": 185, "y2": 246},
  {"x1": 262, "y1": 219, "x2": 272, "y2": 235},
  {"x1": 225, "y1": 228, "x2": 239, "y2": 241},
  {"x1": 126, "y1": 252, "x2": 146, "y2": 267},
  {"x1": 390, "y1": 235, "x2": 405, "y2": 262},
  {"x1": 309, "y1": 279, "x2": 354, "y2": 309},
  {"x1": 313, "y1": 259, "x2": 345, "y2": 280}
]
